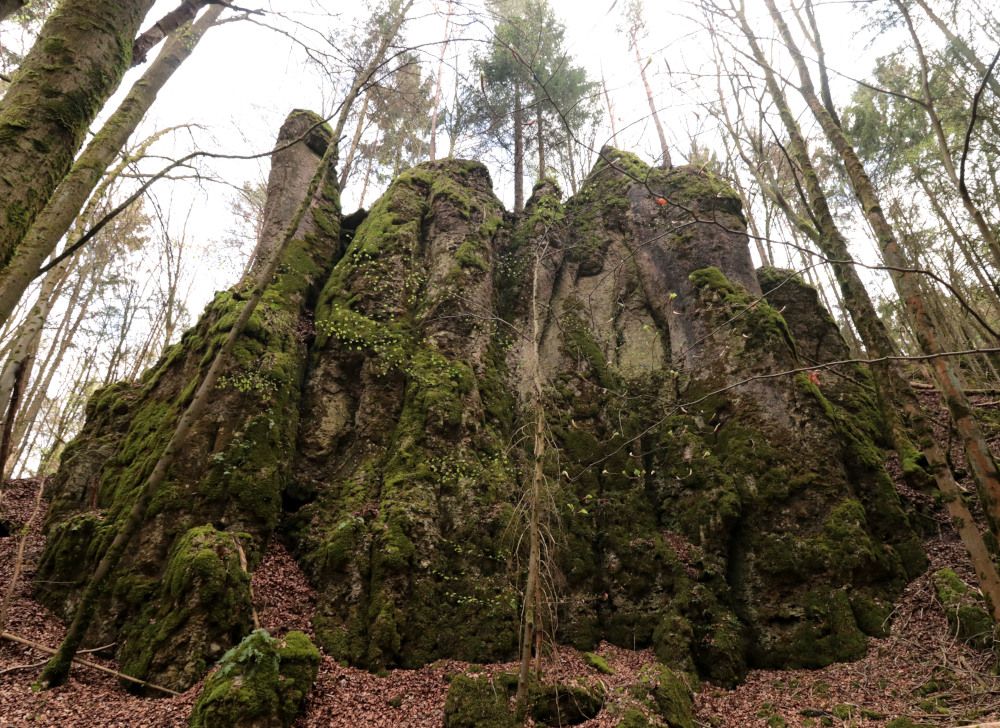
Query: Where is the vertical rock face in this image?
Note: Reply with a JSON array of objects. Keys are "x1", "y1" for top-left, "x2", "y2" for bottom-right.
[
  {"x1": 36, "y1": 117, "x2": 924, "y2": 692},
  {"x1": 35, "y1": 109, "x2": 341, "y2": 691}
]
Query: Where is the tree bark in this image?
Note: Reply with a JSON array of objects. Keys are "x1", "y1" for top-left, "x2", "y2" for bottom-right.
[
  {"x1": 131, "y1": 0, "x2": 209, "y2": 66},
  {"x1": 514, "y1": 83, "x2": 525, "y2": 213},
  {"x1": 428, "y1": 0, "x2": 454, "y2": 161},
  {"x1": 536, "y1": 100, "x2": 547, "y2": 179},
  {"x1": 0, "y1": 5, "x2": 223, "y2": 327},
  {"x1": 0, "y1": 0, "x2": 155, "y2": 276},
  {"x1": 338, "y1": 94, "x2": 370, "y2": 189},
  {"x1": 601, "y1": 71, "x2": 618, "y2": 146}
]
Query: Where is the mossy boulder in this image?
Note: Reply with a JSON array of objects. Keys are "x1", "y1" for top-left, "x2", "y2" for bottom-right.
[
  {"x1": 527, "y1": 678, "x2": 606, "y2": 725},
  {"x1": 443, "y1": 674, "x2": 518, "y2": 728},
  {"x1": 626, "y1": 666, "x2": 695, "y2": 728},
  {"x1": 584, "y1": 651, "x2": 613, "y2": 675},
  {"x1": 189, "y1": 629, "x2": 320, "y2": 728},
  {"x1": 118, "y1": 525, "x2": 255, "y2": 691},
  {"x1": 933, "y1": 568, "x2": 996, "y2": 650}
]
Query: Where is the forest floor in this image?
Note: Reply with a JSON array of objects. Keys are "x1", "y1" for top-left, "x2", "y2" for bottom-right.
[{"x1": 0, "y1": 392, "x2": 998, "y2": 727}]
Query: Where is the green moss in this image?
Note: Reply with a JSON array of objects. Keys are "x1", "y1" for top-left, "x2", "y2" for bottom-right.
[
  {"x1": 443, "y1": 674, "x2": 518, "y2": 728},
  {"x1": 119, "y1": 525, "x2": 255, "y2": 689},
  {"x1": 626, "y1": 666, "x2": 695, "y2": 728},
  {"x1": 618, "y1": 708, "x2": 655, "y2": 728},
  {"x1": 456, "y1": 240, "x2": 488, "y2": 271},
  {"x1": 688, "y1": 267, "x2": 795, "y2": 355},
  {"x1": 584, "y1": 651, "x2": 613, "y2": 675},
  {"x1": 189, "y1": 629, "x2": 320, "y2": 728},
  {"x1": 527, "y1": 678, "x2": 605, "y2": 725},
  {"x1": 932, "y1": 568, "x2": 996, "y2": 649}
]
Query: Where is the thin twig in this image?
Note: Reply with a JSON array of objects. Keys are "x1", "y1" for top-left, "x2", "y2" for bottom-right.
[{"x1": 0, "y1": 632, "x2": 180, "y2": 696}]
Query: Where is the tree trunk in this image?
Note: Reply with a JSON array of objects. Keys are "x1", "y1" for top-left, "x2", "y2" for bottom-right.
[
  {"x1": 428, "y1": 0, "x2": 454, "y2": 161},
  {"x1": 514, "y1": 84, "x2": 525, "y2": 213},
  {"x1": 895, "y1": 0, "x2": 1000, "y2": 274},
  {"x1": 516, "y1": 238, "x2": 547, "y2": 710},
  {"x1": 338, "y1": 94, "x2": 370, "y2": 189},
  {"x1": 131, "y1": 0, "x2": 209, "y2": 66},
  {"x1": 763, "y1": 0, "x2": 1000, "y2": 538},
  {"x1": 536, "y1": 99, "x2": 546, "y2": 179},
  {"x1": 0, "y1": 0, "x2": 155, "y2": 275},
  {"x1": 0, "y1": 5, "x2": 223, "y2": 327},
  {"x1": 601, "y1": 71, "x2": 618, "y2": 146},
  {"x1": 0, "y1": 261, "x2": 67, "y2": 477},
  {"x1": 630, "y1": 28, "x2": 671, "y2": 168}
]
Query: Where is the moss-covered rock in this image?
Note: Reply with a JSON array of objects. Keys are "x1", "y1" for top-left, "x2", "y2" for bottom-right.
[
  {"x1": 40, "y1": 138, "x2": 924, "y2": 693},
  {"x1": 35, "y1": 109, "x2": 341, "y2": 691},
  {"x1": 932, "y1": 568, "x2": 996, "y2": 650},
  {"x1": 624, "y1": 666, "x2": 695, "y2": 728},
  {"x1": 443, "y1": 674, "x2": 518, "y2": 728},
  {"x1": 118, "y1": 525, "x2": 255, "y2": 691},
  {"x1": 584, "y1": 651, "x2": 613, "y2": 675},
  {"x1": 189, "y1": 629, "x2": 320, "y2": 728},
  {"x1": 527, "y1": 678, "x2": 606, "y2": 725}
]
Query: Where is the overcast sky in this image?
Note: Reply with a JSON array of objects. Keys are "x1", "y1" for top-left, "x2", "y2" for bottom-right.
[{"x1": 13, "y1": 0, "x2": 897, "y2": 315}]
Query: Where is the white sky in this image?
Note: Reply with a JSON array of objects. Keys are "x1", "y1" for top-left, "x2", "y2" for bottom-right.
[{"x1": 8, "y1": 0, "x2": 902, "y2": 325}]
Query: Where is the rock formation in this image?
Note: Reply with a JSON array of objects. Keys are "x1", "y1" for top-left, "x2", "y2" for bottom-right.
[{"x1": 35, "y1": 110, "x2": 925, "y2": 708}]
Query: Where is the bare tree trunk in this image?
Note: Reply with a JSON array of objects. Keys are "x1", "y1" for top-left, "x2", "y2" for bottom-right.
[
  {"x1": 916, "y1": 174, "x2": 1000, "y2": 316},
  {"x1": 0, "y1": 262, "x2": 67, "y2": 477},
  {"x1": 894, "y1": 0, "x2": 1000, "y2": 273},
  {"x1": 514, "y1": 84, "x2": 525, "y2": 213},
  {"x1": 0, "y1": 0, "x2": 155, "y2": 273},
  {"x1": 131, "y1": 0, "x2": 209, "y2": 66},
  {"x1": 359, "y1": 143, "x2": 377, "y2": 209},
  {"x1": 630, "y1": 27, "x2": 671, "y2": 168},
  {"x1": 536, "y1": 100, "x2": 546, "y2": 179},
  {"x1": 338, "y1": 94, "x2": 370, "y2": 189},
  {"x1": 601, "y1": 70, "x2": 618, "y2": 146},
  {"x1": 428, "y1": 0, "x2": 454, "y2": 161},
  {"x1": 0, "y1": 5, "x2": 224, "y2": 327},
  {"x1": 516, "y1": 237, "x2": 547, "y2": 710}
]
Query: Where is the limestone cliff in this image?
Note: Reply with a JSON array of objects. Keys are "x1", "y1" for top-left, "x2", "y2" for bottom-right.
[{"x1": 36, "y1": 111, "x2": 924, "y2": 696}]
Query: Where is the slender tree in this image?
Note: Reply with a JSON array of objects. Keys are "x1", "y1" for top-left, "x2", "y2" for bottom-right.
[
  {"x1": 761, "y1": 0, "x2": 1000, "y2": 577},
  {"x1": 0, "y1": 0, "x2": 155, "y2": 274},
  {"x1": 0, "y1": 4, "x2": 226, "y2": 327},
  {"x1": 624, "y1": 0, "x2": 672, "y2": 167}
]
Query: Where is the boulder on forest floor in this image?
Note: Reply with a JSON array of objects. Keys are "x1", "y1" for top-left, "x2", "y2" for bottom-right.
[
  {"x1": 189, "y1": 629, "x2": 320, "y2": 728},
  {"x1": 932, "y1": 568, "x2": 997, "y2": 651}
]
